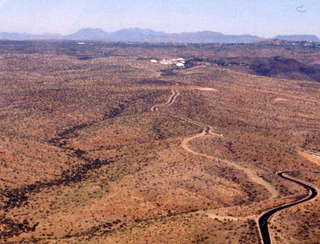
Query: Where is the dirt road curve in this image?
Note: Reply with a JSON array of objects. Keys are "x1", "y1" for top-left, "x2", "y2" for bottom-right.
[
  {"x1": 154, "y1": 89, "x2": 279, "y2": 199},
  {"x1": 151, "y1": 88, "x2": 319, "y2": 244},
  {"x1": 181, "y1": 130, "x2": 279, "y2": 200},
  {"x1": 151, "y1": 89, "x2": 180, "y2": 111}
]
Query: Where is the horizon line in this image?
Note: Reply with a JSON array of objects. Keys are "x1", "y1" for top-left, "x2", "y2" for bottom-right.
[{"x1": 0, "y1": 27, "x2": 319, "y2": 39}]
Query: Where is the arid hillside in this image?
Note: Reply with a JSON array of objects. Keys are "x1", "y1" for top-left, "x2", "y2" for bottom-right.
[{"x1": 0, "y1": 41, "x2": 319, "y2": 244}]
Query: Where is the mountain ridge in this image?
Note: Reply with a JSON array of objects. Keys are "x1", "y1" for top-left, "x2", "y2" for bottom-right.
[{"x1": 0, "y1": 27, "x2": 319, "y2": 43}]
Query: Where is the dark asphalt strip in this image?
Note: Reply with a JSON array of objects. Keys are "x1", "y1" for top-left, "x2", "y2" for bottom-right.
[{"x1": 258, "y1": 171, "x2": 318, "y2": 244}]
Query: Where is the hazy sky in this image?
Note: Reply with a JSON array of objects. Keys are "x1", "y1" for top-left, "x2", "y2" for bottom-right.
[{"x1": 0, "y1": 0, "x2": 319, "y2": 37}]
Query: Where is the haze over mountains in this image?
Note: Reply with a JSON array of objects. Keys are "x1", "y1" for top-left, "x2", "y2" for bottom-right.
[{"x1": 0, "y1": 28, "x2": 319, "y2": 43}]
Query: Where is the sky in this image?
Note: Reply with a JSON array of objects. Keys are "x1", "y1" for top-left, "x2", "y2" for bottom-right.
[{"x1": 0, "y1": 0, "x2": 319, "y2": 37}]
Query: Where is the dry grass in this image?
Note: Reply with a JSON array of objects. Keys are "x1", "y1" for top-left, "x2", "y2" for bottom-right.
[{"x1": 0, "y1": 41, "x2": 320, "y2": 243}]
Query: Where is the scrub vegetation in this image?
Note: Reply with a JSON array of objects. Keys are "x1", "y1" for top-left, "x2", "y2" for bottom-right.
[{"x1": 0, "y1": 40, "x2": 319, "y2": 243}]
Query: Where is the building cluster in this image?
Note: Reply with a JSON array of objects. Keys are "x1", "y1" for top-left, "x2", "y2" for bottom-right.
[{"x1": 150, "y1": 58, "x2": 186, "y2": 67}]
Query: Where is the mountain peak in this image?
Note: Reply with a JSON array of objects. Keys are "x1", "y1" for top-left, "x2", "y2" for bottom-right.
[
  {"x1": 66, "y1": 28, "x2": 108, "y2": 40},
  {"x1": 76, "y1": 28, "x2": 106, "y2": 34},
  {"x1": 0, "y1": 28, "x2": 319, "y2": 43}
]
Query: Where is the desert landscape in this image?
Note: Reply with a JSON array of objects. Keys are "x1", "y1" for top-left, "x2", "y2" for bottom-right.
[{"x1": 0, "y1": 40, "x2": 320, "y2": 244}]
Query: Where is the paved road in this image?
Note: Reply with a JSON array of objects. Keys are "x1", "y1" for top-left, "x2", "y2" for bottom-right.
[{"x1": 258, "y1": 171, "x2": 318, "y2": 244}]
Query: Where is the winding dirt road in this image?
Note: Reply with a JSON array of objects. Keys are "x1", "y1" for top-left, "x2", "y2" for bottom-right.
[
  {"x1": 152, "y1": 89, "x2": 279, "y2": 199},
  {"x1": 151, "y1": 88, "x2": 319, "y2": 244},
  {"x1": 151, "y1": 89, "x2": 180, "y2": 112},
  {"x1": 181, "y1": 130, "x2": 279, "y2": 200}
]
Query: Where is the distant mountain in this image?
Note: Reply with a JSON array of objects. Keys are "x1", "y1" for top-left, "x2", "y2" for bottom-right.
[
  {"x1": 0, "y1": 28, "x2": 319, "y2": 43},
  {"x1": 64, "y1": 28, "x2": 263, "y2": 43},
  {"x1": 0, "y1": 32, "x2": 62, "y2": 40},
  {"x1": 169, "y1": 31, "x2": 262, "y2": 43},
  {"x1": 111, "y1": 28, "x2": 168, "y2": 42},
  {"x1": 66, "y1": 28, "x2": 109, "y2": 40},
  {"x1": 275, "y1": 35, "x2": 320, "y2": 42}
]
